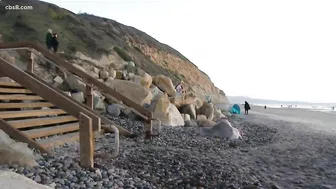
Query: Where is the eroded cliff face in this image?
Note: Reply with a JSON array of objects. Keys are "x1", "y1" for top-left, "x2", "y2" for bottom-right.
[{"x1": 127, "y1": 40, "x2": 227, "y2": 103}]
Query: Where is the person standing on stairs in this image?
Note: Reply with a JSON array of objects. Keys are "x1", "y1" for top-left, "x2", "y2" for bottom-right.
[
  {"x1": 50, "y1": 33, "x2": 59, "y2": 53},
  {"x1": 46, "y1": 29, "x2": 53, "y2": 50}
]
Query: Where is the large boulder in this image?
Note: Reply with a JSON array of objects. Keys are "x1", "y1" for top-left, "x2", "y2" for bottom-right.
[
  {"x1": 99, "y1": 70, "x2": 109, "y2": 79},
  {"x1": 0, "y1": 52, "x2": 15, "y2": 64},
  {"x1": 0, "y1": 130, "x2": 39, "y2": 168},
  {"x1": 152, "y1": 75, "x2": 176, "y2": 97},
  {"x1": 150, "y1": 94, "x2": 184, "y2": 126},
  {"x1": 66, "y1": 74, "x2": 86, "y2": 92},
  {"x1": 0, "y1": 170, "x2": 53, "y2": 189},
  {"x1": 197, "y1": 115, "x2": 216, "y2": 127},
  {"x1": 170, "y1": 92, "x2": 197, "y2": 108},
  {"x1": 197, "y1": 102, "x2": 214, "y2": 120},
  {"x1": 167, "y1": 104, "x2": 185, "y2": 126},
  {"x1": 149, "y1": 85, "x2": 163, "y2": 98},
  {"x1": 199, "y1": 119, "x2": 241, "y2": 139},
  {"x1": 181, "y1": 114, "x2": 191, "y2": 121},
  {"x1": 140, "y1": 73, "x2": 152, "y2": 89},
  {"x1": 130, "y1": 74, "x2": 152, "y2": 89},
  {"x1": 194, "y1": 97, "x2": 203, "y2": 109},
  {"x1": 71, "y1": 92, "x2": 85, "y2": 103},
  {"x1": 92, "y1": 91, "x2": 105, "y2": 108},
  {"x1": 179, "y1": 104, "x2": 197, "y2": 120},
  {"x1": 214, "y1": 108, "x2": 226, "y2": 119},
  {"x1": 185, "y1": 119, "x2": 198, "y2": 127},
  {"x1": 105, "y1": 79, "x2": 152, "y2": 106},
  {"x1": 108, "y1": 68, "x2": 116, "y2": 79}
]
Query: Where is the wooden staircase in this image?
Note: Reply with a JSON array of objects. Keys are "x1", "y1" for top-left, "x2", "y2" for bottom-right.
[
  {"x1": 0, "y1": 80, "x2": 81, "y2": 150},
  {"x1": 0, "y1": 42, "x2": 157, "y2": 161}
]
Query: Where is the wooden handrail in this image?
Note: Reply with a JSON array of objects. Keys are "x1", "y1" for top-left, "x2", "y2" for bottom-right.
[{"x1": 0, "y1": 42, "x2": 151, "y2": 119}]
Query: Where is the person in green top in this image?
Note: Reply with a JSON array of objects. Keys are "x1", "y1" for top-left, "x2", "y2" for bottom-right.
[{"x1": 46, "y1": 29, "x2": 53, "y2": 50}]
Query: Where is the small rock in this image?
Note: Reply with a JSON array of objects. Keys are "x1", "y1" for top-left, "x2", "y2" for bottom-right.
[{"x1": 107, "y1": 104, "x2": 121, "y2": 117}]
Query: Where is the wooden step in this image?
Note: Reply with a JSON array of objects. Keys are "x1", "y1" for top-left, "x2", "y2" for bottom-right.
[
  {"x1": 38, "y1": 132, "x2": 79, "y2": 149},
  {"x1": 23, "y1": 123, "x2": 80, "y2": 139},
  {"x1": 0, "y1": 102, "x2": 54, "y2": 109},
  {"x1": 8, "y1": 115, "x2": 77, "y2": 129},
  {"x1": 0, "y1": 95, "x2": 43, "y2": 100},
  {"x1": 0, "y1": 87, "x2": 33, "y2": 94},
  {"x1": 0, "y1": 81, "x2": 22, "y2": 87},
  {"x1": 0, "y1": 109, "x2": 66, "y2": 119}
]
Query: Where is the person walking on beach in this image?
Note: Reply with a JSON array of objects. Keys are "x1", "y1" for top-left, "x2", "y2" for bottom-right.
[
  {"x1": 50, "y1": 33, "x2": 59, "y2": 53},
  {"x1": 46, "y1": 29, "x2": 53, "y2": 50},
  {"x1": 244, "y1": 101, "x2": 251, "y2": 115}
]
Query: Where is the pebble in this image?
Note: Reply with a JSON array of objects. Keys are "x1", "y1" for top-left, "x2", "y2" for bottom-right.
[{"x1": 6, "y1": 116, "x2": 281, "y2": 188}]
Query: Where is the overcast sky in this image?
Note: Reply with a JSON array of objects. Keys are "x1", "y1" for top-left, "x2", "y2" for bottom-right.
[{"x1": 42, "y1": 0, "x2": 336, "y2": 103}]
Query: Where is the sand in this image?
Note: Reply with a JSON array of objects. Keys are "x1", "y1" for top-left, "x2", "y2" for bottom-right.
[{"x1": 235, "y1": 105, "x2": 336, "y2": 188}]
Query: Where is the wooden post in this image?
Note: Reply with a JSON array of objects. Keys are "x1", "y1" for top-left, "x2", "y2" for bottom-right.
[
  {"x1": 79, "y1": 112, "x2": 94, "y2": 168},
  {"x1": 144, "y1": 112, "x2": 153, "y2": 139},
  {"x1": 27, "y1": 52, "x2": 34, "y2": 73},
  {"x1": 86, "y1": 85, "x2": 93, "y2": 110}
]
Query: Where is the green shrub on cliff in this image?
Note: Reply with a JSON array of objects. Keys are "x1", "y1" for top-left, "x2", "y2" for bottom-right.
[{"x1": 113, "y1": 46, "x2": 132, "y2": 61}]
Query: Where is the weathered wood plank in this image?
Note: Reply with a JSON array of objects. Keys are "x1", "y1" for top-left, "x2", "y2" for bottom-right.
[
  {"x1": 0, "y1": 109, "x2": 66, "y2": 119},
  {"x1": 0, "y1": 87, "x2": 33, "y2": 94},
  {"x1": 0, "y1": 118, "x2": 50, "y2": 155},
  {"x1": 0, "y1": 95, "x2": 42, "y2": 100},
  {"x1": 79, "y1": 113, "x2": 94, "y2": 168},
  {"x1": 0, "y1": 81, "x2": 22, "y2": 87},
  {"x1": 0, "y1": 102, "x2": 54, "y2": 109},
  {"x1": 8, "y1": 115, "x2": 77, "y2": 128},
  {"x1": 23, "y1": 123, "x2": 79, "y2": 139},
  {"x1": 86, "y1": 85, "x2": 93, "y2": 109}
]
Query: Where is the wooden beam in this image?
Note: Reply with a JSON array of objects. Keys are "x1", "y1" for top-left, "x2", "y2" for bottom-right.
[
  {"x1": 27, "y1": 52, "x2": 34, "y2": 73},
  {"x1": 0, "y1": 118, "x2": 50, "y2": 155},
  {"x1": 79, "y1": 112, "x2": 94, "y2": 168},
  {"x1": 86, "y1": 85, "x2": 93, "y2": 109}
]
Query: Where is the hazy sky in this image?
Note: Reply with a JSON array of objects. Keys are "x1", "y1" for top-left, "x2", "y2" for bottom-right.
[{"x1": 42, "y1": 0, "x2": 336, "y2": 103}]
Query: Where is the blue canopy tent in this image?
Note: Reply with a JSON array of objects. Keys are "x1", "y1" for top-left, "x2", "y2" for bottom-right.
[{"x1": 230, "y1": 104, "x2": 241, "y2": 114}]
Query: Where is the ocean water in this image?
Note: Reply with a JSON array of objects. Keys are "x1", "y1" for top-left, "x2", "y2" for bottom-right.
[{"x1": 254, "y1": 104, "x2": 336, "y2": 114}]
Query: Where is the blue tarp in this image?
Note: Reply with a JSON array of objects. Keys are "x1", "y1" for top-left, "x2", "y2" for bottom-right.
[{"x1": 230, "y1": 104, "x2": 241, "y2": 114}]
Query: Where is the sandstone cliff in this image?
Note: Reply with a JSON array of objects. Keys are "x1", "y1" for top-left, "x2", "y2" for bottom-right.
[{"x1": 0, "y1": 0, "x2": 228, "y2": 103}]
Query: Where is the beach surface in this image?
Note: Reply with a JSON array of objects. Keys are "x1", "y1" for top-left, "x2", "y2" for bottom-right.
[{"x1": 2, "y1": 107, "x2": 336, "y2": 189}]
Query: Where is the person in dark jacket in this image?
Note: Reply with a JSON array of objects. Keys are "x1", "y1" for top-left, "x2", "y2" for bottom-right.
[
  {"x1": 50, "y1": 33, "x2": 59, "y2": 53},
  {"x1": 244, "y1": 101, "x2": 251, "y2": 115},
  {"x1": 46, "y1": 29, "x2": 53, "y2": 50}
]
